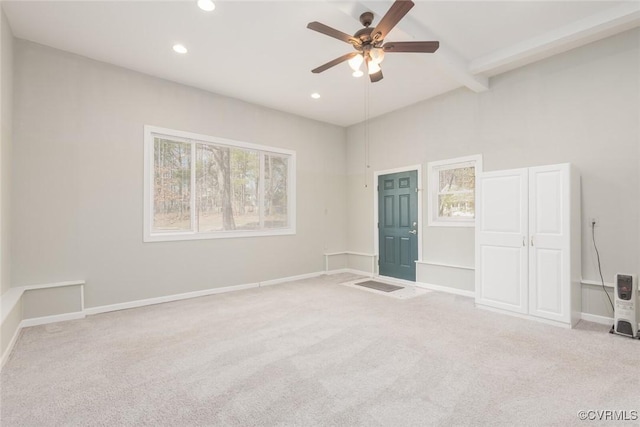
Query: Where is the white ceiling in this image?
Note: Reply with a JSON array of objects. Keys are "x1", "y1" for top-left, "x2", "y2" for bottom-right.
[{"x1": 3, "y1": 0, "x2": 639, "y2": 127}]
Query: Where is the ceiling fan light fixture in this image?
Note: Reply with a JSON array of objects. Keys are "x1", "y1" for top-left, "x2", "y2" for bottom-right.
[
  {"x1": 197, "y1": 0, "x2": 215, "y2": 12},
  {"x1": 348, "y1": 54, "x2": 364, "y2": 72},
  {"x1": 370, "y1": 47, "x2": 385, "y2": 65},
  {"x1": 367, "y1": 61, "x2": 381, "y2": 75},
  {"x1": 352, "y1": 70, "x2": 364, "y2": 78}
]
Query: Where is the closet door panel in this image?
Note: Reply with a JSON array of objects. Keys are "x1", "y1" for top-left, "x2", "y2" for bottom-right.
[
  {"x1": 476, "y1": 169, "x2": 529, "y2": 314},
  {"x1": 529, "y1": 165, "x2": 570, "y2": 323}
]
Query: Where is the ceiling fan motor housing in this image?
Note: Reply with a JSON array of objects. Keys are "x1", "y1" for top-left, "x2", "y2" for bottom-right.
[{"x1": 354, "y1": 27, "x2": 374, "y2": 46}]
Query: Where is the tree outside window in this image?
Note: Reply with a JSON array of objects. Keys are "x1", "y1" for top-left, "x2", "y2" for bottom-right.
[{"x1": 427, "y1": 155, "x2": 482, "y2": 227}]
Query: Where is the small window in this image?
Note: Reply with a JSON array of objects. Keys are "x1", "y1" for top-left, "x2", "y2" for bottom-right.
[
  {"x1": 144, "y1": 126, "x2": 296, "y2": 242},
  {"x1": 427, "y1": 155, "x2": 482, "y2": 227}
]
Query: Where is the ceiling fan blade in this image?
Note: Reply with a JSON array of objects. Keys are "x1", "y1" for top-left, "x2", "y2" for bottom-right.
[
  {"x1": 371, "y1": 0, "x2": 415, "y2": 43},
  {"x1": 383, "y1": 41, "x2": 440, "y2": 53},
  {"x1": 307, "y1": 22, "x2": 361, "y2": 46},
  {"x1": 369, "y1": 69, "x2": 384, "y2": 83},
  {"x1": 312, "y1": 52, "x2": 359, "y2": 74}
]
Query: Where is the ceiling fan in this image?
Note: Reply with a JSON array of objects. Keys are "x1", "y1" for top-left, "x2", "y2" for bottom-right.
[{"x1": 307, "y1": 0, "x2": 439, "y2": 83}]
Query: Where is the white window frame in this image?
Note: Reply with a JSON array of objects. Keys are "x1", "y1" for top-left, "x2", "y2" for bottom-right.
[
  {"x1": 427, "y1": 154, "x2": 482, "y2": 227},
  {"x1": 143, "y1": 125, "x2": 296, "y2": 242}
]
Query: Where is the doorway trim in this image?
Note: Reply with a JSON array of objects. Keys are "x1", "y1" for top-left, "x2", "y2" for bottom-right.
[{"x1": 373, "y1": 164, "x2": 423, "y2": 278}]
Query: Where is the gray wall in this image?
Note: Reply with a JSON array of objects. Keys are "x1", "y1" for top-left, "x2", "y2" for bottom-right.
[
  {"x1": 1, "y1": 8, "x2": 13, "y2": 296},
  {"x1": 1, "y1": 298, "x2": 20, "y2": 357},
  {"x1": 346, "y1": 29, "x2": 640, "y2": 316},
  {"x1": 23, "y1": 286, "x2": 82, "y2": 319},
  {"x1": 11, "y1": 40, "x2": 348, "y2": 308}
]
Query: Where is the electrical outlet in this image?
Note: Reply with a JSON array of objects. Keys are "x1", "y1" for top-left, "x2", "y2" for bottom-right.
[{"x1": 590, "y1": 217, "x2": 599, "y2": 227}]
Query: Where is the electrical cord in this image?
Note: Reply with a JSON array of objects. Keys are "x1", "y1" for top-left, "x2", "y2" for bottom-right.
[{"x1": 592, "y1": 221, "x2": 615, "y2": 314}]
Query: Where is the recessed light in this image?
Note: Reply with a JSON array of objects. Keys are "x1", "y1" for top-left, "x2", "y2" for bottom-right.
[
  {"x1": 173, "y1": 44, "x2": 188, "y2": 54},
  {"x1": 311, "y1": 93, "x2": 321, "y2": 99},
  {"x1": 197, "y1": 0, "x2": 215, "y2": 12}
]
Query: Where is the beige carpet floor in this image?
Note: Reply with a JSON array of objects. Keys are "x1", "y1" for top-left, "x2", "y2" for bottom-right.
[{"x1": 1, "y1": 273, "x2": 638, "y2": 426}]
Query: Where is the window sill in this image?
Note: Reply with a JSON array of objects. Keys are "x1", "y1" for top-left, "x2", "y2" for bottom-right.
[{"x1": 144, "y1": 228, "x2": 296, "y2": 243}]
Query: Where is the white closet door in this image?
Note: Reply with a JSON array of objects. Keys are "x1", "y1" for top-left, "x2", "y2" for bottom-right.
[
  {"x1": 528, "y1": 164, "x2": 570, "y2": 323},
  {"x1": 476, "y1": 169, "x2": 529, "y2": 313}
]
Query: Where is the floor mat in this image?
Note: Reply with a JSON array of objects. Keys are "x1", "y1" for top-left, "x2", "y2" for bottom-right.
[
  {"x1": 342, "y1": 278, "x2": 431, "y2": 299},
  {"x1": 354, "y1": 280, "x2": 403, "y2": 293}
]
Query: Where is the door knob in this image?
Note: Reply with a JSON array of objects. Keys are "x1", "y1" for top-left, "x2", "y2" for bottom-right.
[{"x1": 409, "y1": 230, "x2": 417, "y2": 234}]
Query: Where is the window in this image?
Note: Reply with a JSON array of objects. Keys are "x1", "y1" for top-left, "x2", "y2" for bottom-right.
[
  {"x1": 427, "y1": 155, "x2": 482, "y2": 227},
  {"x1": 144, "y1": 126, "x2": 295, "y2": 242}
]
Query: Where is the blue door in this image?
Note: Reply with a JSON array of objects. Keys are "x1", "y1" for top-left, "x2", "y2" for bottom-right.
[{"x1": 378, "y1": 171, "x2": 418, "y2": 281}]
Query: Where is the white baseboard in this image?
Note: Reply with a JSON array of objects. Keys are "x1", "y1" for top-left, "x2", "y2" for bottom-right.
[
  {"x1": 88, "y1": 270, "x2": 361, "y2": 314},
  {"x1": 476, "y1": 304, "x2": 572, "y2": 329},
  {"x1": 580, "y1": 312, "x2": 614, "y2": 326},
  {"x1": 84, "y1": 282, "x2": 260, "y2": 315},
  {"x1": 324, "y1": 251, "x2": 375, "y2": 257},
  {"x1": 260, "y1": 272, "x2": 323, "y2": 287},
  {"x1": 1, "y1": 322, "x2": 23, "y2": 370},
  {"x1": 416, "y1": 261, "x2": 474, "y2": 271},
  {"x1": 20, "y1": 312, "x2": 86, "y2": 328},
  {"x1": 85, "y1": 271, "x2": 360, "y2": 315},
  {"x1": 415, "y1": 281, "x2": 476, "y2": 298},
  {"x1": 325, "y1": 268, "x2": 350, "y2": 275},
  {"x1": 580, "y1": 279, "x2": 615, "y2": 290}
]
